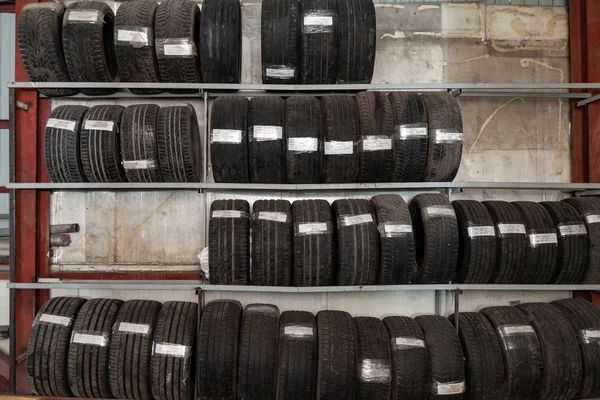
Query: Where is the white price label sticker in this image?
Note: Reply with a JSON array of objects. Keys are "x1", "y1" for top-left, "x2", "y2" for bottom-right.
[
  {"x1": 585, "y1": 214, "x2": 600, "y2": 224},
  {"x1": 436, "y1": 381, "x2": 465, "y2": 395},
  {"x1": 395, "y1": 337, "x2": 425, "y2": 348},
  {"x1": 212, "y1": 129, "x2": 242, "y2": 144},
  {"x1": 343, "y1": 214, "x2": 374, "y2": 227},
  {"x1": 497, "y1": 224, "x2": 526, "y2": 235},
  {"x1": 47, "y1": 118, "x2": 76, "y2": 132},
  {"x1": 155, "y1": 343, "x2": 188, "y2": 358},
  {"x1": 559, "y1": 224, "x2": 587, "y2": 236},
  {"x1": 500, "y1": 325, "x2": 535, "y2": 335},
  {"x1": 298, "y1": 222, "x2": 328, "y2": 234},
  {"x1": 72, "y1": 333, "x2": 108, "y2": 346},
  {"x1": 84, "y1": 120, "x2": 114, "y2": 131},
  {"x1": 288, "y1": 137, "x2": 318, "y2": 152},
  {"x1": 251, "y1": 125, "x2": 283, "y2": 141},
  {"x1": 284, "y1": 326, "x2": 314, "y2": 338},
  {"x1": 123, "y1": 160, "x2": 156, "y2": 170},
  {"x1": 385, "y1": 224, "x2": 412, "y2": 234},
  {"x1": 435, "y1": 130, "x2": 463, "y2": 143},
  {"x1": 212, "y1": 210, "x2": 244, "y2": 219},
  {"x1": 467, "y1": 226, "x2": 495, "y2": 238},
  {"x1": 424, "y1": 206, "x2": 455, "y2": 218},
  {"x1": 304, "y1": 15, "x2": 333, "y2": 26},
  {"x1": 117, "y1": 29, "x2": 148, "y2": 44},
  {"x1": 362, "y1": 137, "x2": 392, "y2": 152},
  {"x1": 257, "y1": 212, "x2": 288, "y2": 223},
  {"x1": 67, "y1": 10, "x2": 100, "y2": 22},
  {"x1": 398, "y1": 126, "x2": 428, "y2": 140},
  {"x1": 582, "y1": 329, "x2": 600, "y2": 339},
  {"x1": 118, "y1": 322, "x2": 150, "y2": 335},
  {"x1": 324, "y1": 140, "x2": 353, "y2": 155},
  {"x1": 163, "y1": 44, "x2": 195, "y2": 56},
  {"x1": 266, "y1": 68, "x2": 295, "y2": 78},
  {"x1": 529, "y1": 233, "x2": 558, "y2": 246},
  {"x1": 39, "y1": 314, "x2": 72, "y2": 326}
]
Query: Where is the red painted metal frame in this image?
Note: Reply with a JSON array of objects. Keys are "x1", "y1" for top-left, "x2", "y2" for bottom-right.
[
  {"x1": 0, "y1": 3, "x2": 15, "y2": 13},
  {"x1": 586, "y1": 0, "x2": 600, "y2": 183},
  {"x1": 0, "y1": 120, "x2": 8, "y2": 129}
]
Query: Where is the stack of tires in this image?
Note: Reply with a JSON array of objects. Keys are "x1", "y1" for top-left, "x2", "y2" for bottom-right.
[
  {"x1": 210, "y1": 91, "x2": 464, "y2": 184},
  {"x1": 208, "y1": 195, "x2": 600, "y2": 286}
]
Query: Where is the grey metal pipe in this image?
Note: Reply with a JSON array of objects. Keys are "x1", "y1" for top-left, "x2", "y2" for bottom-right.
[
  {"x1": 50, "y1": 224, "x2": 79, "y2": 234},
  {"x1": 50, "y1": 233, "x2": 71, "y2": 247}
]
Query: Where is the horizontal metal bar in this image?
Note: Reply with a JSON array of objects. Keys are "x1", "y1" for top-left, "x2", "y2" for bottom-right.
[
  {"x1": 577, "y1": 92, "x2": 600, "y2": 107},
  {"x1": 460, "y1": 92, "x2": 590, "y2": 99},
  {"x1": 575, "y1": 189, "x2": 600, "y2": 197}
]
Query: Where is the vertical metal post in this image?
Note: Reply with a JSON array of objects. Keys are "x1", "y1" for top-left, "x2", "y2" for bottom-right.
[
  {"x1": 8, "y1": 87, "x2": 16, "y2": 394},
  {"x1": 454, "y1": 289, "x2": 461, "y2": 333},
  {"x1": 435, "y1": 290, "x2": 446, "y2": 316}
]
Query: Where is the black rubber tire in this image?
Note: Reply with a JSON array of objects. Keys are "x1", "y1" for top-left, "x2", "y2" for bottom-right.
[
  {"x1": 44, "y1": 105, "x2": 89, "y2": 183},
  {"x1": 196, "y1": 300, "x2": 242, "y2": 400},
  {"x1": 210, "y1": 97, "x2": 249, "y2": 183},
  {"x1": 563, "y1": 197, "x2": 600, "y2": 283},
  {"x1": 200, "y1": 0, "x2": 241, "y2": 83},
  {"x1": 552, "y1": 298, "x2": 600, "y2": 399},
  {"x1": 332, "y1": 199, "x2": 379, "y2": 285},
  {"x1": 409, "y1": 193, "x2": 459, "y2": 284},
  {"x1": 150, "y1": 301, "x2": 197, "y2": 400},
  {"x1": 237, "y1": 304, "x2": 280, "y2": 400},
  {"x1": 421, "y1": 93, "x2": 463, "y2": 182},
  {"x1": 18, "y1": 3, "x2": 77, "y2": 97},
  {"x1": 336, "y1": 0, "x2": 375, "y2": 84},
  {"x1": 315, "y1": 310, "x2": 357, "y2": 400},
  {"x1": 371, "y1": 194, "x2": 415, "y2": 284},
  {"x1": 261, "y1": 0, "x2": 300, "y2": 84},
  {"x1": 382, "y1": 316, "x2": 427, "y2": 400},
  {"x1": 208, "y1": 199, "x2": 250, "y2": 285},
  {"x1": 448, "y1": 312, "x2": 504, "y2": 400},
  {"x1": 298, "y1": 0, "x2": 337, "y2": 84},
  {"x1": 479, "y1": 306, "x2": 543, "y2": 400},
  {"x1": 512, "y1": 201, "x2": 559, "y2": 284},
  {"x1": 452, "y1": 200, "x2": 497, "y2": 284},
  {"x1": 62, "y1": 2, "x2": 119, "y2": 96},
  {"x1": 356, "y1": 91, "x2": 394, "y2": 183},
  {"x1": 252, "y1": 199, "x2": 293, "y2": 286},
  {"x1": 248, "y1": 97, "x2": 286, "y2": 183},
  {"x1": 388, "y1": 92, "x2": 428, "y2": 182},
  {"x1": 292, "y1": 199, "x2": 336, "y2": 286},
  {"x1": 67, "y1": 298, "x2": 123, "y2": 399},
  {"x1": 515, "y1": 302, "x2": 582, "y2": 400},
  {"x1": 155, "y1": 0, "x2": 201, "y2": 86},
  {"x1": 285, "y1": 96, "x2": 322, "y2": 184},
  {"x1": 276, "y1": 311, "x2": 317, "y2": 400},
  {"x1": 26, "y1": 297, "x2": 87, "y2": 397},
  {"x1": 354, "y1": 317, "x2": 391, "y2": 400},
  {"x1": 156, "y1": 104, "x2": 202, "y2": 182},
  {"x1": 540, "y1": 201, "x2": 590, "y2": 283},
  {"x1": 108, "y1": 299, "x2": 162, "y2": 400},
  {"x1": 414, "y1": 315, "x2": 465, "y2": 400},
  {"x1": 482, "y1": 201, "x2": 528, "y2": 284},
  {"x1": 120, "y1": 104, "x2": 163, "y2": 182},
  {"x1": 114, "y1": 0, "x2": 162, "y2": 95},
  {"x1": 80, "y1": 105, "x2": 127, "y2": 183},
  {"x1": 321, "y1": 96, "x2": 359, "y2": 183}
]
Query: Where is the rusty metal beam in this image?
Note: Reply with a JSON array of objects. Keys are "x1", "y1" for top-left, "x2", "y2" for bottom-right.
[
  {"x1": 586, "y1": 0, "x2": 600, "y2": 182},
  {"x1": 570, "y1": 0, "x2": 588, "y2": 182}
]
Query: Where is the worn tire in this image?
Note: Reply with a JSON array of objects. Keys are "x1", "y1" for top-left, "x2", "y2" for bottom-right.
[
  {"x1": 248, "y1": 97, "x2": 286, "y2": 183},
  {"x1": 382, "y1": 316, "x2": 427, "y2": 400},
  {"x1": 414, "y1": 315, "x2": 465, "y2": 400},
  {"x1": 210, "y1": 97, "x2": 249, "y2": 183},
  {"x1": 409, "y1": 193, "x2": 459, "y2": 283},
  {"x1": 321, "y1": 96, "x2": 359, "y2": 183},
  {"x1": 299, "y1": 0, "x2": 337, "y2": 84},
  {"x1": 276, "y1": 311, "x2": 317, "y2": 400},
  {"x1": 552, "y1": 298, "x2": 600, "y2": 399},
  {"x1": 26, "y1": 297, "x2": 87, "y2": 397},
  {"x1": 448, "y1": 312, "x2": 504, "y2": 400},
  {"x1": 563, "y1": 197, "x2": 600, "y2": 283},
  {"x1": 316, "y1": 310, "x2": 357, "y2": 400},
  {"x1": 62, "y1": 2, "x2": 119, "y2": 96},
  {"x1": 452, "y1": 200, "x2": 497, "y2": 284},
  {"x1": 483, "y1": 201, "x2": 528, "y2": 284},
  {"x1": 515, "y1": 302, "x2": 582, "y2": 400},
  {"x1": 237, "y1": 304, "x2": 280, "y2": 400},
  {"x1": 120, "y1": 104, "x2": 163, "y2": 182},
  {"x1": 285, "y1": 96, "x2": 322, "y2": 184},
  {"x1": 155, "y1": 0, "x2": 201, "y2": 86},
  {"x1": 115, "y1": 0, "x2": 162, "y2": 95},
  {"x1": 80, "y1": 105, "x2": 127, "y2": 183},
  {"x1": 356, "y1": 91, "x2": 394, "y2": 183},
  {"x1": 44, "y1": 105, "x2": 89, "y2": 183},
  {"x1": 18, "y1": 3, "x2": 77, "y2": 97},
  {"x1": 261, "y1": 0, "x2": 300, "y2": 84},
  {"x1": 200, "y1": 0, "x2": 241, "y2": 83},
  {"x1": 512, "y1": 201, "x2": 559, "y2": 283},
  {"x1": 371, "y1": 194, "x2": 415, "y2": 284},
  {"x1": 197, "y1": 300, "x2": 242, "y2": 400},
  {"x1": 156, "y1": 104, "x2": 202, "y2": 182},
  {"x1": 479, "y1": 306, "x2": 543, "y2": 399},
  {"x1": 150, "y1": 301, "x2": 197, "y2": 400},
  {"x1": 421, "y1": 93, "x2": 463, "y2": 182},
  {"x1": 540, "y1": 201, "x2": 589, "y2": 283},
  {"x1": 354, "y1": 317, "x2": 391, "y2": 400},
  {"x1": 336, "y1": 0, "x2": 376, "y2": 84},
  {"x1": 252, "y1": 200, "x2": 293, "y2": 286},
  {"x1": 67, "y1": 298, "x2": 123, "y2": 399},
  {"x1": 208, "y1": 199, "x2": 250, "y2": 285},
  {"x1": 292, "y1": 199, "x2": 335, "y2": 286},
  {"x1": 333, "y1": 199, "x2": 379, "y2": 285},
  {"x1": 388, "y1": 92, "x2": 428, "y2": 182},
  {"x1": 108, "y1": 299, "x2": 162, "y2": 400}
]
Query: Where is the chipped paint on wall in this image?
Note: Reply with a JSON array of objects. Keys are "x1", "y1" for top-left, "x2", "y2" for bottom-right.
[
  {"x1": 380, "y1": 31, "x2": 406, "y2": 40},
  {"x1": 417, "y1": 5, "x2": 439, "y2": 11}
]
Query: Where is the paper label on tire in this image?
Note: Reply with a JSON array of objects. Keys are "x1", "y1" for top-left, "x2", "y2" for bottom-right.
[
  {"x1": 84, "y1": 120, "x2": 115, "y2": 131},
  {"x1": 163, "y1": 44, "x2": 195, "y2": 56},
  {"x1": 67, "y1": 10, "x2": 101, "y2": 22},
  {"x1": 467, "y1": 226, "x2": 495, "y2": 238},
  {"x1": 288, "y1": 137, "x2": 318, "y2": 152},
  {"x1": 212, "y1": 129, "x2": 242, "y2": 144},
  {"x1": 154, "y1": 342, "x2": 188, "y2": 358},
  {"x1": 585, "y1": 214, "x2": 600, "y2": 224},
  {"x1": 362, "y1": 137, "x2": 392, "y2": 152},
  {"x1": 529, "y1": 233, "x2": 558, "y2": 246},
  {"x1": 266, "y1": 68, "x2": 295, "y2": 79},
  {"x1": 342, "y1": 214, "x2": 373, "y2": 227},
  {"x1": 398, "y1": 126, "x2": 428, "y2": 140},
  {"x1": 385, "y1": 224, "x2": 412, "y2": 234},
  {"x1": 559, "y1": 224, "x2": 587, "y2": 236},
  {"x1": 581, "y1": 329, "x2": 600, "y2": 341},
  {"x1": 39, "y1": 314, "x2": 72, "y2": 326},
  {"x1": 394, "y1": 337, "x2": 425, "y2": 349},
  {"x1": 499, "y1": 325, "x2": 535, "y2": 335},
  {"x1": 256, "y1": 212, "x2": 288, "y2": 223},
  {"x1": 435, "y1": 381, "x2": 465, "y2": 395},
  {"x1": 212, "y1": 210, "x2": 244, "y2": 219},
  {"x1": 72, "y1": 332, "x2": 108, "y2": 347},
  {"x1": 117, "y1": 30, "x2": 149, "y2": 45},
  {"x1": 284, "y1": 325, "x2": 314, "y2": 338},
  {"x1": 434, "y1": 130, "x2": 463, "y2": 144},
  {"x1": 251, "y1": 125, "x2": 283, "y2": 141},
  {"x1": 497, "y1": 224, "x2": 526, "y2": 235},
  {"x1": 297, "y1": 222, "x2": 328, "y2": 235},
  {"x1": 47, "y1": 118, "x2": 76, "y2": 132},
  {"x1": 324, "y1": 140, "x2": 353, "y2": 155},
  {"x1": 118, "y1": 322, "x2": 150, "y2": 335},
  {"x1": 304, "y1": 15, "x2": 333, "y2": 26},
  {"x1": 423, "y1": 206, "x2": 455, "y2": 219},
  {"x1": 123, "y1": 160, "x2": 156, "y2": 170},
  {"x1": 359, "y1": 359, "x2": 391, "y2": 383}
]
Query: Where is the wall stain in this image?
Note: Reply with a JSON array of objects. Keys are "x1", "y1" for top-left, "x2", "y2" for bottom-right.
[
  {"x1": 381, "y1": 31, "x2": 406, "y2": 40},
  {"x1": 469, "y1": 97, "x2": 525, "y2": 154}
]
